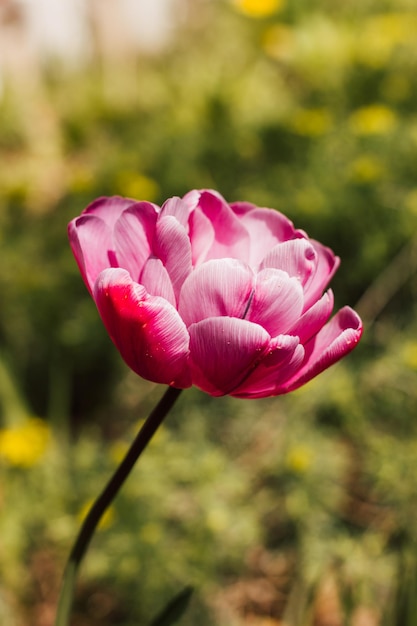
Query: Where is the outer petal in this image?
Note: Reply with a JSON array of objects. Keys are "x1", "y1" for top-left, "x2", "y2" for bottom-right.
[
  {"x1": 188, "y1": 317, "x2": 270, "y2": 396},
  {"x1": 80, "y1": 195, "x2": 138, "y2": 227},
  {"x1": 232, "y1": 335, "x2": 305, "y2": 398},
  {"x1": 245, "y1": 268, "x2": 304, "y2": 336},
  {"x1": 113, "y1": 202, "x2": 158, "y2": 281},
  {"x1": 282, "y1": 307, "x2": 363, "y2": 392},
  {"x1": 260, "y1": 239, "x2": 317, "y2": 286},
  {"x1": 93, "y1": 268, "x2": 191, "y2": 388},
  {"x1": 303, "y1": 240, "x2": 340, "y2": 310},
  {"x1": 68, "y1": 214, "x2": 114, "y2": 294},
  {"x1": 178, "y1": 259, "x2": 254, "y2": 327},
  {"x1": 68, "y1": 197, "x2": 157, "y2": 293},
  {"x1": 231, "y1": 202, "x2": 305, "y2": 267}
]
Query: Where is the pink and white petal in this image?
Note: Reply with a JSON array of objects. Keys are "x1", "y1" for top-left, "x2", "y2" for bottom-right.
[
  {"x1": 140, "y1": 257, "x2": 176, "y2": 307},
  {"x1": 288, "y1": 290, "x2": 334, "y2": 344},
  {"x1": 188, "y1": 317, "x2": 270, "y2": 396},
  {"x1": 246, "y1": 268, "x2": 304, "y2": 336},
  {"x1": 68, "y1": 214, "x2": 115, "y2": 293},
  {"x1": 303, "y1": 240, "x2": 340, "y2": 310},
  {"x1": 260, "y1": 239, "x2": 317, "y2": 286},
  {"x1": 230, "y1": 203, "x2": 299, "y2": 267},
  {"x1": 282, "y1": 307, "x2": 363, "y2": 392},
  {"x1": 232, "y1": 338, "x2": 305, "y2": 399},
  {"x1": 94, "y1": 268, "x2": 191, "y2": 388},
  {"x1": 193, "y1": 190, "x2": 250, "y2": 263},
  {"x1": 153, "y1": 216, "x2": 193, "y2": 302},
  {"x1": 81, "y1": 196, "x2": 138, "y2": 227},
  {"x1": 160, "y1": 196, "x2": 191, "y2": 228},
  {"x1": 178, "y1": 259, "x2": 254, "y2": 327},
  {"x1": 113, "y1": 203, "x2": 158, "y2": 281},
  {"x1": 188, "y1": 208, "x2": 215, "y2": 266}
]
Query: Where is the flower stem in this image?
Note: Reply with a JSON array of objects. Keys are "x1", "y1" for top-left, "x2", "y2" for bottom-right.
[{"x1": 54, "y1": 385, "x2": 183, "y2": 626}]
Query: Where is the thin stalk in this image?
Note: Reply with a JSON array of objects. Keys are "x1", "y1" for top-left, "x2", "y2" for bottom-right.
[{"x1": 54, "y1": 386, "x2": 183, "y2": 626}]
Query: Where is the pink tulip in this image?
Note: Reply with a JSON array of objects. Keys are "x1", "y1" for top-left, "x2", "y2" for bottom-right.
[{"x1": 68, "y1": 190, "x2": 362, "y2": 397}]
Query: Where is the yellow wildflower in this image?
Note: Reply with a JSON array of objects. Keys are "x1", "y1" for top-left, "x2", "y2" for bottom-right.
[
  {"x1": 262, "y1": 24, "x2": 295, "y2": 62},
  {"x1": 115, "y1": 172, "x2": 159, "y2": 202},
  {"x1": 0, "y1": 418, "x2": 50, "y2": 468},
  {"x1": 232, "y1": 0, "x2": 284, "y2": 19},
  {"x1": 286, "y1": 445, "x2": 312, "y2": 474},
  {"x1": 405, "y1": 189, "x2": 417, "y2": 215},
  {"x1": 288, "y1": 108, "x2": 333, "y2": 137},
  {"x1": 400, "y1": 341, "x2": 417, "y2": 370},
  {"x1": 356, "y1": 13, "x2": 417, "y2": 68},
  {"x1": 349, "y1": 155, "x2": 385, "y2": 183},
  {"x1": 349, "y1": 105, "x2": 397, "y2": 136}
]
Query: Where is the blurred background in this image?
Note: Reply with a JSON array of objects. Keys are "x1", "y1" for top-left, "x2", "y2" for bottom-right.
[{"x1": 1, "y1": 0, "x2": 417, "y2": 624}]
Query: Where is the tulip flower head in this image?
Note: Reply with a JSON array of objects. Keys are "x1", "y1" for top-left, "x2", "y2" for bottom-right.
[{"x1": 69, "y1": 190, "x2": 362, "y2": 398}]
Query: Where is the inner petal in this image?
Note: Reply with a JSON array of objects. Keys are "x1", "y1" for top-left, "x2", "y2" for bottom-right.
[
  {"x1": 230, "y1": 203, "x2": 301, "y2": 268},
  {"x1": 140, "y1": 257, "x2": 176, "y2": 307},
  {"x1": 178, "y1": 258, "x2": 254, "y2": 327},
  {"x1": 153, "y1": 215, "x2": 193, "y2": 303},
  {"x1": 113, "y1": 203, "x2": 158, "y2": 281},
  {"x1": 260, "y1": 238, "x2": 317, "y2": 286},
  {"x1": 245, "y1": 268, "x2": 304, "y2": 336},
  {"x1": 188, "y1": 316, "x2": 270, "y2": 395}
]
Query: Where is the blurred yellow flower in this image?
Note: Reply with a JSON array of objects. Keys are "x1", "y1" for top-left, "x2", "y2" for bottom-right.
[
  {"x1": 349, "y1": 105, "x2": 397, "y2": 136},
  {"x1": 232, "y1": 0, "x2": 284, "y2": 18},
  {"x1": 262, "y1": 24, "x2": 295, "y2": 62},
  {"x1": 288, "y1": 108, "x2": 333, "y2": 136},
  {"x1": 349, "y1": 155, "x2": 385, "y2": 183},
  {"x1": 356, "y1": 13, "x2": 417, "y2": 68},
  {"x1": 404, "y1": 189, "x2": 417, "y2": 215},
  {"x1": 400, "y1": 341, "x2": 417, "y2": 370},
  {"x1": 207, "y1": 507, "x2": 230, "y2": 533},
  {"x1": 78, "y1": 500, "x2": 115, "y2": 530},
  {"x1": 0, "y1": 418, "x2": 50, "y2": 468},
  {"x1": 286, "y1": 445, "x2": 312, "y2": 474},
  {"x1": 115, "y1": 172, "x2": 159, "y2": 202}
]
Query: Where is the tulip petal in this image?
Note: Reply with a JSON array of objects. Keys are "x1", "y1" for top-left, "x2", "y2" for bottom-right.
[
  {"x1": 232, "y1": 337, "x2": 305, "y2": 398},
  {"x1": 231, "y1": 202, "x2": 304, "y2": 267},
  {"x1": 154, "y1": 216, "x2": 193, "y2": 302},
  {"x1": 178, "y1": 259, "x2": 254, "y2": 327},
  {"x1": 282, "y1": 307, "x2": 363, "y2": 392},
  {"x1": 288, "y1": 290, "x2": 334, "y2": 344},
  {"x1": 188, "y1": 317, "x2": 270, "y2": 395},
  {"x1": 68, "y1": 214, "x2": 115, "y2": 293},
  {"x1": 140, "y1": 257, "x2": 176, "y2": 306},
  {"x1": 160, "y1": 196, "x2": 191, "y2": 228},
  {"x1": 303, "y1": 240, "x2": 340, "y2": 310},
  {"x1": 113, "y1": 202, "x2": 157, "y2": 281},
  {"x1": 81, "y1": 195, "x2": 137, "y2": 227},
  {"x1": 94, "y1": 268, "x2": 191, "y2": 388},
  {"x1": 246, "y1": 268, "x2": 304, "y2": 336},
  {"x1": 260, "y1": 238, "x2": 317, "y2": 286},
  {"x1": 190, "y1": 190, "x2": 250, "y2": 263},
  {"x1": 188, "y1": 207, "x2": 215, "y2": 266}
]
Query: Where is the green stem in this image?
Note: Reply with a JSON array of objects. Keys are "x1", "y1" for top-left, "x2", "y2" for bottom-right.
[{"x1": 54, "y1": 386, "x2": 183, "y2": 626}]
